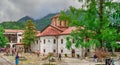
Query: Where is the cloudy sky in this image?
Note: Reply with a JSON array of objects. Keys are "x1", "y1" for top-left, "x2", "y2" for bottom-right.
[{"x1": 0, "y1": 0, "x2": 82, "y2": 22}]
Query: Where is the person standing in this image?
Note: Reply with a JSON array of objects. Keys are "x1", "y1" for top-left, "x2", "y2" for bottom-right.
[
  {"x1": 111, "y1": 58, "x2": 115, "y2": 65},
  {"x1": 94, "y1": 54, "x2": 98, "y2": 62},
  {"x1": 15, "y1": 52, "x2": 19, "y2": 65},
  {"x1": 58, "y1": 53, "x2": 62, "y2": 61},
  {"x1": 30, "y1": 49, "x2": 32, "y2": 54},
  {"x1": 37, "y1": 50, "x2": 40, "y2": 57}
]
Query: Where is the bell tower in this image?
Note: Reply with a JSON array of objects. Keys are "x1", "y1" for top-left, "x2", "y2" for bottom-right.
[{"x1": 51, "y1": 14, "x2": 68, "y2": 28}]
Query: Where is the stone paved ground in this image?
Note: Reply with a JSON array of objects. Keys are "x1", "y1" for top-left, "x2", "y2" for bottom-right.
[
  {"x1": 0, "y1": 56, "x2": 13, "y2": 65},
  {"x1": 0, "y1": 53, "x2": 120, "y2": 65}
]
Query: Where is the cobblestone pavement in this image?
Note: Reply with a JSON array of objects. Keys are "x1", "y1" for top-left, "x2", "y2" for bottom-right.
[
  {"x1": 0, "y1": 56, "x2": 13, "y2": 65},
  {"x1": 0, "y1": 53, "x2": 120, "y2": 65}
]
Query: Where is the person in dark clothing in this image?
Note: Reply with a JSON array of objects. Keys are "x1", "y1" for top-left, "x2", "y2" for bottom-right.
[
  {"x1": 58, "y1": 53, "x2": 62, "y2": 61},
  {"x1": 94, "y1": 54, "x2": 98, "y2": 62},
  {"x1": 15, "y1": 52, "x2": 19, "y2": 65}
]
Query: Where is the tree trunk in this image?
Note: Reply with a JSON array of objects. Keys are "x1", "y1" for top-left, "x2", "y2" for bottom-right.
[
  {"x1": 99, "y1": 0, "x2": 104, "y2": 48},
  {"x1": 81, "y1": 47, "x2": 85, "y2": 59},
  {"x1": 24, "y1": 44, "x2": 31, "y2": 52},
  {"x1": 112, "y1": 47, "x2": 115, "y2": 55}
]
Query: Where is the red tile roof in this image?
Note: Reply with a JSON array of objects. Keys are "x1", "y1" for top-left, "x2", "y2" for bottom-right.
[
  {"x1": 38, "y1": 25, "x2": 62, "y2": 36},
  {"x1": 36, "y1": 33, "x2": 41, "y2": 37},
  {"x1": 5, "y1": 29, "x2": 24, "y2": 33},
  {"x1": 60, "y1": 27, "x2": 76, "y2": 35}
]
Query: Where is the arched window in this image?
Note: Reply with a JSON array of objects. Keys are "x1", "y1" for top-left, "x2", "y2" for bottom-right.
[
  {"x1": 53, "y1": 49, "x2": 56, "y2": 53},
  {"x1": 61, "y1": 49, "x2": 63, "y2": 53},
  {"x1": 43, "y1": 49, "x2": 46, "y2": 53}
]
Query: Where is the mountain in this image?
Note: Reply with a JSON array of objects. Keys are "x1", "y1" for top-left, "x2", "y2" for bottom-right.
[
  {"x1": 35, "y1": 13, "x2": 57, "y2": 31},
  {"x1": 0, "y1": 13, "x2": 57, "y2": 31},
  {"x1": 18, "y1": 16, "x2": 35, "y2": 22}
]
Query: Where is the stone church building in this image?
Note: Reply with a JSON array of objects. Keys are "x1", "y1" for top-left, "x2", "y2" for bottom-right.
[{"x1": 31, "y1": 14, "x2": 82, "y2": 56}]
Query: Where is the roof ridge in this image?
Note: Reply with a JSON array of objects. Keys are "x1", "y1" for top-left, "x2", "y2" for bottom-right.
[{"x1": 50, "y1": 25, "x2": 63, "y2": 32}]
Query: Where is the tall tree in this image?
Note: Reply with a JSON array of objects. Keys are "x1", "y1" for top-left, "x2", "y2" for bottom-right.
[
  {"x1": 0, "y1": 26, "x2": 8, "y2": 48},
  {"x1": 60, "y1": 0, "x2": 120, "y2": 58},
  {"x1": 22, "y1": 20, "x2": 36, "y2": 52}
]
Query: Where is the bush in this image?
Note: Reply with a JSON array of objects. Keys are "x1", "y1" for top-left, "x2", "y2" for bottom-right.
[
  {"x1": 49, "y1": 56, "x2": 55, "y2": 62},
  {"x1": 95, "y1": 64, "x2": 104, "y2": 65},
  {"x1": 42, "y1": 53, "x2": 54, "y2": 60},
  {"x1": 64, "y1": 54, "x2": 67, "y2": 57}
]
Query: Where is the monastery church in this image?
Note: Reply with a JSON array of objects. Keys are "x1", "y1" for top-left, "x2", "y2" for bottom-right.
[
  {"x1": 32, "y1": 14, "x2": 81, "y2": 56},
  {"x1": 4, "y1": 14, "x2": 83, "y2": 57}
]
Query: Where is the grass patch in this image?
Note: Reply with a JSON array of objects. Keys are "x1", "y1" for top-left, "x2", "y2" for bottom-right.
[
  {"x1": 19, "y1": 57, "x2": 27, "y2": 61},
  {"x1": 96, "y1": 64, "x2": 105, "y2": 65},
  {"x1": 43, "y1": 64, "x2": 56, "y2": 65}
]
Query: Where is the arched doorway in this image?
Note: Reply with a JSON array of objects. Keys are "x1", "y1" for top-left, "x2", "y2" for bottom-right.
[{"x1": 71, "y1": 49, "x2": 75, "y2": 57}]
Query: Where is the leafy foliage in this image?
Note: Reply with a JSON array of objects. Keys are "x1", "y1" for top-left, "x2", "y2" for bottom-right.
[
  {"x1": 0, "y1": 22, "x2": 25, "y2": 30},
  {"x1": 22, "y1": 20, "x2": 37, "y2": 46},
  {"x1": 108, "y1": 2, "x2": 120, "y2": 32},
  {"x1": 60, "y1": 0, "x2": 120, "y2": 50},
  {"x1": 0, "y1": 26, "x2": 8, "y2": 47}
]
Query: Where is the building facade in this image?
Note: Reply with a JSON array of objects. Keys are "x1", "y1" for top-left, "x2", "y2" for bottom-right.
[
  {"x1": 4, "y1": 29, "x2": 23, "y2": 47},
  {"x1": 4, "y1": 14, "x2": 120, "y2": 57},
  {"x1": 32, "y1": 14, "x2": 82, "y2": 57},
  {"x1": 4, "y1": 29, "x2": 24, "y2": 53}
]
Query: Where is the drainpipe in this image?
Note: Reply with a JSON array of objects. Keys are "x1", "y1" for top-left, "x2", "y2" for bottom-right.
[
  {"x1": 55, "y1": 36, "x2": 58, "y2": 57},
  {"x1": 39, "y1": 38, "x2": 41, "y2": 51}
]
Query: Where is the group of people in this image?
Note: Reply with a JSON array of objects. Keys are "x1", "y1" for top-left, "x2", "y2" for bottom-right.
[
  {"x1": 105, "y1": 58, "x2": 115, "y2": 65},
  {"x1": 94, "y1": 54, "x2": 115, "y2": 65}
]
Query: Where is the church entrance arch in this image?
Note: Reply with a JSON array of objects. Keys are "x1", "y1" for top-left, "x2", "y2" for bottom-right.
[{"x1": 71, "y1": 49, "x2": 75, "y2": 57}]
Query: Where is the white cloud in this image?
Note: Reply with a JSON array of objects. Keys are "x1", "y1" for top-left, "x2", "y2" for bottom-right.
[{"x1": 0, "y1": 0, "x2": 82, "y2": 22}]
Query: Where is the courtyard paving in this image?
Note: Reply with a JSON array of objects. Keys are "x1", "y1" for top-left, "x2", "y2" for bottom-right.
[{"x1": 0, "y1": 53, "x2": 120, "y2": 65}]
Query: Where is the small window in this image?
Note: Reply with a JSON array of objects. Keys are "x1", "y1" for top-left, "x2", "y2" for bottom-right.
[
  {"x1": 40, "y1": 40, "x2": 41, "y2": 42},
  {"x1": 53, "y1": 49, "x2": 56, "y2": 53},
  {"x1": 54, "y1": 39, "x2": 56, "y2": 44},
  {"x1": 44, "y1": 39, "x2": 45, "y2": 44},
  {"x1": 18, "y1": 34, "x2": 21, "y2": 36},
  {"x1": 61, "y1": 49, "x2": 63, "y2": 53},
  {"x1": 48, "y1": 40, "x2": 50, "y2": 42},
  {"x1": 20, "y1": 39, "x2": 22, "y2": 42},
  {"x1": 61, "y1": 39, "x2": 63, "y2": 44},
  {"x1": 43, "y1": 49, "x2": 46, "y2": 53},
  {"x1": 36, "y1": 40, "x2": 38, "y2": 44}
]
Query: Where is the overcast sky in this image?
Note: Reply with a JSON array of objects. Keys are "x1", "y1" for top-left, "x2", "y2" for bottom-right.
[{"x1": 0, "y1": 0, "x2": 82, "y2": 22}]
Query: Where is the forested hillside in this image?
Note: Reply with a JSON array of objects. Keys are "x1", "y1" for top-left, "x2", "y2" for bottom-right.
[
  {"x1": 0, "y1": 22, "x2": 25, "y2": 30},
  {"x1": 35, "y1": 13, "x2": 57, "y2": 31},
  {"x1": 0, "y1": 13, "x2": 56, "y2": 31}
]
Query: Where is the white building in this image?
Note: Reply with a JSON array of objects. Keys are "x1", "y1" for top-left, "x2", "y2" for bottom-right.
[
  {"x1": 32, "y1": 14, "x2": 82, "y2": 57},
  {"x1": 4, "y1": 29, "x2": 24, "y2": 51}
]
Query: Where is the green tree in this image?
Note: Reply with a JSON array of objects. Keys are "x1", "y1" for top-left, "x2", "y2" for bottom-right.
[
  {"x1": 60, "y1": 0, "x2": 120, "y2": 58},
  {"x1": 0, "y1": 26, "x2": 8, "y2": 48},
  {"x1": 22, "y1": 20, "x2": 36, "y2": 52},
  {"x1": 109, "y1": 2, "x2": 120, "y2": 33}
]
